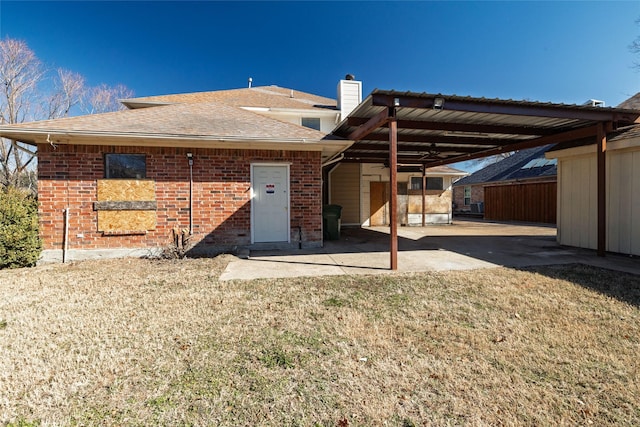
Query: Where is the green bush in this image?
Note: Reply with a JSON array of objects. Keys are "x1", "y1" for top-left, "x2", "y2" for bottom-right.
[{"x1": 0, "y1": 187, "x2": 42, "y2": 269}]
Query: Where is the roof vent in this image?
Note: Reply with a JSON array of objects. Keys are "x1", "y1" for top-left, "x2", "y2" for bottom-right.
[
  {"x1": 248, "y1": 77, "x2": 252, "y2": 88},
  {"x1": 584, "y1": 99, "x2": 605, "y2": 107},
  {"x1": 345, "y1": 73, "x2": 355, "y2": 80}
]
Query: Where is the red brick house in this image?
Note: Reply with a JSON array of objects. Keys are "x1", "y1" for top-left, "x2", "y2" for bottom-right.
[{"x1": 0, "y1": 85, "x2": 352, "y2": 262}]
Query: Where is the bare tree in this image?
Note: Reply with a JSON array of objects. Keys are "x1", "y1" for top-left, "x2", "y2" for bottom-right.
[
  {"x1": 45, "y1": 68, "x2": 85, "y2": 119},
  {"x1": 81, "y1": 83, "x2": 133, "y2": 114},
  {"x1": 0, "y1": 37, "x2": 134, "y2": 189},
  {"x1": 0, "y1": 37, "x2": 44, "y2": 189},
  {"x1": 632, "y1": 17, "x2": 640, "y2": 70}
]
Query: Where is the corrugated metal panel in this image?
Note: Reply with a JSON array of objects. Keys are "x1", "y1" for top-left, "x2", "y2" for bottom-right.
[{"x1": 333, "y1": 90, "x2": 640, "y2": 167}]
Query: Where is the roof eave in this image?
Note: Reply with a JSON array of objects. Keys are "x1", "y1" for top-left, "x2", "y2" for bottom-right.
[{"x1": 0, "y1": 128, "x2": 351, "y2": 151}]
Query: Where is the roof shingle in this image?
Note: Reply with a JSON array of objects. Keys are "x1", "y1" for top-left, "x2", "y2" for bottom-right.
[
  {"x1": 617, "y1": 92, "x2": 640, "y2": 110},
  {"x1": 2, "y1": 101, "x2": 337, "y2": 142},
  {"x1": 122, "y1": 85, "x2": 337, "y2": 111}
]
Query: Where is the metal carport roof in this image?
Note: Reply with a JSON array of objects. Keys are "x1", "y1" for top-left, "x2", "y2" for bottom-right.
[
  {"x1": 332, "y1": 89, "x2": 640, "y2": 166},
  {"x1": 331, "y1": 89, "x2": 640, "y2": 269}
]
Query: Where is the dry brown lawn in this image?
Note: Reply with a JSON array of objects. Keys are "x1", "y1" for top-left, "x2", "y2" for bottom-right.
[{"x1": 0, "y1": 257, "x2": 639, "y2": 426}]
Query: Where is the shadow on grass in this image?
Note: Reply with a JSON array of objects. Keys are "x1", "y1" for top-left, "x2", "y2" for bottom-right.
[{"x1": 522, "y1": 263, "x2": 640, "y2": 309}]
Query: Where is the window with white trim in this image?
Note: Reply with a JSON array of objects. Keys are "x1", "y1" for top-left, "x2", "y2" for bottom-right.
[{"x1": 464, "y1": 186, "x2": 471, "y2": 206}]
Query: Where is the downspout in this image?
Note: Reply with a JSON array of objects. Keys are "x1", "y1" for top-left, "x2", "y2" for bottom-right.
[
  {"x1": 187, "y1": 152, "x2": 194, "y2": 234},
  {"x1": 322, "y1": 154, "x2": 345, "y2": 206},
  {"x1": 321, "y1": 153, "x2": 344, "y2": 168}
]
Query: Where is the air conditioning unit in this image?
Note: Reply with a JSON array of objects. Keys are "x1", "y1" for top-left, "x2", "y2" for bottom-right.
[{"x1": 470, "y1": 202, "x2": 484, "y2": 214}]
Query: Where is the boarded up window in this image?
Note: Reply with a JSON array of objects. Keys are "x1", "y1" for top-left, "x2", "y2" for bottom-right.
[{"x1": 95, "y1": 179, "x2": 156, "y2": 233}]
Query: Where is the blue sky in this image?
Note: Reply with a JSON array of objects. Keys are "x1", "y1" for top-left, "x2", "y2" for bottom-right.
[
  {"x1": 2, "y1": 1, "x2": 639, "y2": 107},
  {"x1": 1, "y1": 1, "x2": 639, "y2": 172}
]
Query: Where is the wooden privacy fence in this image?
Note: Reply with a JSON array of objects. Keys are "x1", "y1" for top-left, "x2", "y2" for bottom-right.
[{"x1": 484, "y1": 181, "x2": 557, "y2": 224}]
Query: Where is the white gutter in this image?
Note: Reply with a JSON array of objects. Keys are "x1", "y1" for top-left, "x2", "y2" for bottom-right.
[
  {"x1": 322, "y1": 153, "x2": 344, "y2": 167},
  {"x1": 0, "y1": 128, "x2": 335, "y2": 144}
]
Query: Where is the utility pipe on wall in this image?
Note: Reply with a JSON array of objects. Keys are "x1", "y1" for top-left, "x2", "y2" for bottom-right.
[
  {"x1": 62, "y1": 208, "x2": 69, "y2": 263},
  {"x1": 187, "y1": 152, "x2": 194, "y2": 235}
]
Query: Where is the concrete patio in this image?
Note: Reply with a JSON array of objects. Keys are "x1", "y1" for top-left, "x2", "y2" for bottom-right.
[{"x1": 219, "y1": 219, "x2": 640, "y2": 281}]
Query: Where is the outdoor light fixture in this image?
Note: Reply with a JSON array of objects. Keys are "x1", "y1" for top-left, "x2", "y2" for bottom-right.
[
  {"x1": 433, "y1": 97, "x2": 445, "y2": 111},
  {"x1": 394, "y1": 97, "x2": 400, "y2": 107},
  {"x1": 186, "y1": 152, "x2": 193, "y2": 166}
]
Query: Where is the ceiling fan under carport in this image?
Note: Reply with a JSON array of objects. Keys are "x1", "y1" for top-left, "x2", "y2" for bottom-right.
[{"x1": 418, "y1": 143, "x2": 445, "y2": 161}]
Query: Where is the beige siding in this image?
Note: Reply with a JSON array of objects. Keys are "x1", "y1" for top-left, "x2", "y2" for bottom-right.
[
  {"x1": 557, "y1": 155, "x2": 597, "y2": 250},
  {"x1": 608, "y1": 149, "x2": 640, "y2": 255},
  {"x1": 554, "y1": 143, "x2": 640, "y2": 256},
  {"x1": 329, "y1": 163, "x2": 360, "y2": 224}
]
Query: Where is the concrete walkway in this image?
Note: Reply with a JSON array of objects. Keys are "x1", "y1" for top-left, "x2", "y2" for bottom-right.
[{"x1": 219, "y1": 220, "x2": 640, "y2": 281}]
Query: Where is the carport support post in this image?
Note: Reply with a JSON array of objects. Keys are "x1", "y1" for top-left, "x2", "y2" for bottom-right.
[
  {"x1": 597, "y1": 122, "x2": 607, "y2": 257},
  {"x1": 421, "y1": 165, "x2": 426, "y2": 227},
  {"x1": 389, "y1": 107, "x2": 398, "y2": 270}
]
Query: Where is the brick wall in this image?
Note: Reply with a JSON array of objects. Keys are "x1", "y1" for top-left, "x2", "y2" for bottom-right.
[
  {"x1": 38, "y1": 144, "x2": 322, "y2": 253},
  {"x1": 452, "y1": 184, "x2": 484, "y2": 211}
]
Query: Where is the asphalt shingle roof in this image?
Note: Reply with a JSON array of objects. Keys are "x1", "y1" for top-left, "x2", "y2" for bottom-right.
[
  {"x1": 617, "y1": 92, "x2": 640, "y2": 110},
  {"x1": 2, "y1": 101, "x2": 337, "y2": 142},
  {"x1": 453, "y1": 145, "x2": 556, "y2": 186},
  {"x1": 122, "y1": 86, "x2": 337, "y2": 111},
  {"x1": 608, "y1": 124, "x2": 640, "y2": 142}
]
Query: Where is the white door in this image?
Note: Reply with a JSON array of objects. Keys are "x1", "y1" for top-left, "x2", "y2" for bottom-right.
[{"x1": 251, "y1": 165, "x2": 290, "y2": 243}]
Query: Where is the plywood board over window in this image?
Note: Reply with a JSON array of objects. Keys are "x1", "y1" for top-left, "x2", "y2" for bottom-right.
[{"x1": 95, "y1": 179, "x2": 156, "y2": 233}]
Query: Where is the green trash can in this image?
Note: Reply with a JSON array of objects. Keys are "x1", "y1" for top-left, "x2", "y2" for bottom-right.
[{"x1": 323, "y1": 204, "x2": 342, "y2": 240}]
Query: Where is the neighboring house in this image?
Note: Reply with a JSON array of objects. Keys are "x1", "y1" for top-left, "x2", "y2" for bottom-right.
[
  {"x1": 0, "y1": 81, "x2": 355, "y2": 262},
  {"x1": 546, "y1": 93, "x2": 640, "y2": 256},
  {"x1": 452, "y1": 145, "x2": 557, "y2": 223},
  {"x1": 329, "y1": 162, "x2": 467, "y2": 226}
]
